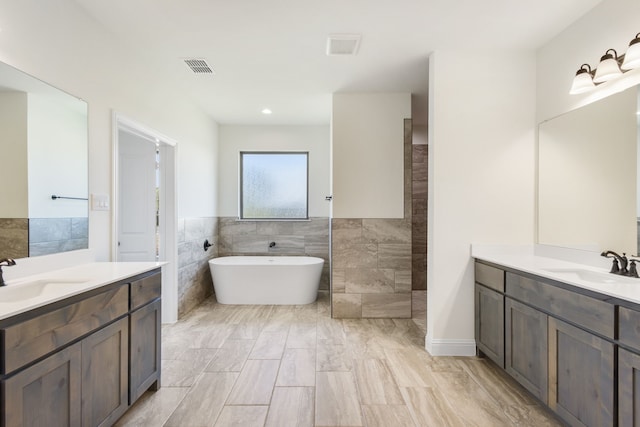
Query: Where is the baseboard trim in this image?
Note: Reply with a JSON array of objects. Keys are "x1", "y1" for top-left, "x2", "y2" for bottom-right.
[{"x1": 425, "y1": 335, "x2": 476, "y2": 356}]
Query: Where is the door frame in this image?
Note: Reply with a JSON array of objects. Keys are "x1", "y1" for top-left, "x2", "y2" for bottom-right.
[{"x1": 112, "y1": 112, "x2": 178, "y2": 323}]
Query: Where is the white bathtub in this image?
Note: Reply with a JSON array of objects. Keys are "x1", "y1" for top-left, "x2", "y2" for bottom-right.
[{"x1": 208, "y1": 256, "x2": 324, "y2": 305}]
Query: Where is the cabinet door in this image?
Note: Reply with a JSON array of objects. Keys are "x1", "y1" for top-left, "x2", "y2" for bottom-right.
[
  {"x1": 619, "y1": 347, "x2": 640, "y2": 426},
  {"x1": 82, "y1": 317, "x2": 129, "y2": 427},
  {"x1": 475, "y1": 284, "x2": 504, "y2": 368},
  {"x1": 505, "y1": 297, "x2": 548, "y2": 403},
  {"x1": 548, "y1": 317, "x2": 614, "y2": 427},
  {"x1": 2, "y1": 342, "x2": 82, "y2": 427},
  {"x1": 130, "y1": 299, "x2": 161, "y2": 404}
]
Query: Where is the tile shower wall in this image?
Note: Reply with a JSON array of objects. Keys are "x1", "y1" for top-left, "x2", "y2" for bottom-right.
[
  {"x1": 29, "y1": 217, "x2": 88, "y2": 257},
  {"x1": 217, "y1": 217, "x2": 330, "y2": 290},
  {"x1": 0, "y1": 218, "x2": 28, "y2": 259},
  {"x1": 331, "y1": 118, "x2": 413, "y2": 319},
  {"x1": 178, "y1": 217, "x2": 218, "y2": 317},
  {"x1": 412, "y1": 144, "x2": 428, "y2": 290}
]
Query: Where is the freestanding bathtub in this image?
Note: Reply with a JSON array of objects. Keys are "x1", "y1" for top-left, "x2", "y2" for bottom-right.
[{"x1": 208, "y1": 256, "x2": 324, "y2": 305}]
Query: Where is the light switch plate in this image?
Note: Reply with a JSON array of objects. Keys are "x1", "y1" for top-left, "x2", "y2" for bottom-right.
[{"x1": 91, "y1": 193, "x2": 110, "y2": 211}]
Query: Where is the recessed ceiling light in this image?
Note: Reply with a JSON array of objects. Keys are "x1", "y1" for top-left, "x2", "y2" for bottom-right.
[{"x1": 262, "y1": 108, "x2": 272, "y2": 115}]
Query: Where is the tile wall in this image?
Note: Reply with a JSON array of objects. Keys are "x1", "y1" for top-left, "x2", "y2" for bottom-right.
[
  {"x1": 177, "y1": 217, "x2": 218, "y2": 317},
  {"x1": 412, "y1": 144, "x2": 428, "y2": 290},
  {"x1": 29, "y1": 217, "x2": 88, "y2": 257},
  {"x1": 331, "y1": 119, "x2": 413, "y2": 318},
  {"x1": 0, "y1": 218, "x2": 28, "y2": 259}
]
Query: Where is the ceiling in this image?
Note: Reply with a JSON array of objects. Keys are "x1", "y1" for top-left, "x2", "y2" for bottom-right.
[{"x1": 73, "y1": 0, "x2": 601, "y2": 125}]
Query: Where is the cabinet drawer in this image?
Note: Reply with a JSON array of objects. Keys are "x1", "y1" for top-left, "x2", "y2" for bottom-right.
[
  {"x1": 1, "y1": 284, "x2": 129, "y2": 374},
  {"x1": 130, "y1": 271, "x2": 161, "y2": 311},
  {"x1": 475, "y1": 262, "x2": 504, "y2": 292},
  {"x1": 620, "y1": 306, "x2": 640, "y2": 352},
  {"x1": 506, "y1": 272, "x2": 614, "y2": 339}
]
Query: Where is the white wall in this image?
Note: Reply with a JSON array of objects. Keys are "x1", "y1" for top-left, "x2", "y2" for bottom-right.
[
  {"x1": 218, "y1": 125, "x2": 330, "y2": 217},
  {"x1": 332, "y1": 93, "x2": 411, "y2": 218},
  {"x1": 427, "y1": 50, "x2": 536, "y2": 355},
  {"x1": 0, "y1": 92, "x2": 28, "y2": 217},
  {"x1": 28, "y1": 93, "x2": 88, "y2": 218},
  {"x1": 0, "y1": 0, "x2": 219, "y2": 260}
]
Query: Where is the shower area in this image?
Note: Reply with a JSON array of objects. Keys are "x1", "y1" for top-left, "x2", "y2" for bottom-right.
[{"x1": 411, "y1": 126, "x2": 428, "y2": 334}]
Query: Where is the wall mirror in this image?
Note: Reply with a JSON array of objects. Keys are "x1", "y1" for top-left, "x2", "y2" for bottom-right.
[
  {"x1": 537, "y1": 86, "x2": 640, "y2": 255},
  {"x1": 0, "y1": 61, "x2": 88, "y2": 258}
]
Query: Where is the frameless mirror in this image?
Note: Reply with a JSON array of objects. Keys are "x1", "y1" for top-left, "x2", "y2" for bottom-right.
[
  {"x1": 537, "y1": 86, "x2": 639, "y2": 254},
  {"x1": 0, "y1": 62, "x2": 88, "y2": 258}
]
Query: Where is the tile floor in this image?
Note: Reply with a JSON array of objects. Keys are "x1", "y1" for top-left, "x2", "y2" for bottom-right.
[{"x1": 115, "y1": 291, "x2": 562, "y2": 427}]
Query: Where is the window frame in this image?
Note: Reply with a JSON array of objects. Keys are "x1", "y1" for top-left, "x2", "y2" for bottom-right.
[{"x1": 239, "y1": 151, "x2": 310, "y2": 220}]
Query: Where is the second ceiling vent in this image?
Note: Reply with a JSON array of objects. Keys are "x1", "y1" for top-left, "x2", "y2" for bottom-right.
[
  {"x1": 326, "y1": 34, "x2": 361, "y2": 56},
  {"x1": 183, "y1": 58, "x2": 214, "y2": 74}
]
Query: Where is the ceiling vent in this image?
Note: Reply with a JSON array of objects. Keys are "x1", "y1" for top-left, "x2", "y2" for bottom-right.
[
  {"x1": 326, "y1": 34, "x2": 361, "y2": 56},
  {"x1": 183, "y1": 58, "x2": 214, "y2": 74}
]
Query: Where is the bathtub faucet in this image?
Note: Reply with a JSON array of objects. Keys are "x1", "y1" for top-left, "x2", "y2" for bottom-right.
[{"x1": 269, "y1": 242, "x2": 276, "y2": 248}]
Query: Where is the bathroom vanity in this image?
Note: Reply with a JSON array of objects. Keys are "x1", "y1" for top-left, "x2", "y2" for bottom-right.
[
  {"x1": 0, "y1": 262, "x2": 162, "y2": 427},
  {"x1": 474, "y1": 248, "x2": 640, "y2": 427}
]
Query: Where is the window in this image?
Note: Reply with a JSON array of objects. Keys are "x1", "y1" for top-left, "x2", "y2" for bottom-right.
[{"x1": 240, "y1": 152, "x2": 309, "y2": 219}]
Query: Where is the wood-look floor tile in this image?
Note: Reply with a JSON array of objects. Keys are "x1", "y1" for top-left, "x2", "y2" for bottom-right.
[
  {"x1": 400, "y1": 387, "x2": 464, "y2": 427},
  {"x1": 286, "y1": 323, "x2": 317, "y2": 348},
  {"x1": 315, "y1": 371, "x2": 363, "y2": 426},
  {"x1": 113, "y1": 387, "x2": 188, "y2": 427},
  {"x1": 226, "y1": 359, "x2": 280, "y2": 405},
  {"x1": 458, "y1": 357, "x2": 536, "y2": 406},
  {"x1": 316, "y1": 341, "x2": 352, "y2": 372},
  {"x1": 189, "y1": 325, "x2": 236, "y2": 349},
  {"x1": 503, "y1": 404, "x2": 564, "y2": 426},
  {"x1": 214, "y1": 405, "x2": 268, "y2": 427},
  {"x1": 265, "y1": 387, "x2": 314, "y2": 427},
  {"x1": 204, "y1": 340, "x2": 254, "y2": 372},
  {"x1": 162, "y1": 348, "x2": 218, "y2": 387},
  {"x1": 384, "y1": 348, "x2": 436, "y2": 387},
  {"x1": 354, "y1": 359, "x2": 403, "y2": 405},
  {"x1": 276, "y1": 348, "x2": 316, "y2": 387},
  {"x1": 164, "y1": 372, "x2": 238, "y2": 427},
  {"x1": 249, "y1": 331, "x2": 288, "y2": 359},
  {"x1": 362, "y1": 405, "x2": 416, "y2": 427},
  {"x1": 432, "y1": 371, "x2": 513, "y2": 426}
]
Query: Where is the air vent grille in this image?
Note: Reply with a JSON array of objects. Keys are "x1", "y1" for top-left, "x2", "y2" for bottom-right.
[
  {"x1": 326, "y1": 34, "x2": 361, "y2": 56},
  {"x1": 184, "y1": 58, "x2": 214, "y2": 74}
]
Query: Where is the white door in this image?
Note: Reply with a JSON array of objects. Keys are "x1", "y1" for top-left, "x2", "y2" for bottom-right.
[{"x1": 117, "y1": 130, "x2": 157, "y2": 262}]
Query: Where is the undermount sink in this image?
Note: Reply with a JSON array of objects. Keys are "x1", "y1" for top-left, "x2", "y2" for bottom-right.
[
  {"x1": 542, "y1": 267, "x2": 638, "y2": 285},
  {"x1": 0, "y1": 279, "x2": 89, "y2": 303}
]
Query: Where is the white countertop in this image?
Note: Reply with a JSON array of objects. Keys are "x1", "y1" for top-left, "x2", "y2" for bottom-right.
[
  {"x1": 472, "y1": 244, "x2": 640, "y2": 305},
  {"x1": 0, "y1": 262, "x2": 164, "y2": 320}
]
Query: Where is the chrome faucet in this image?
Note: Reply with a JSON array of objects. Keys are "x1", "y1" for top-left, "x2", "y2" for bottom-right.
[{"x1": 0, "y1": 258, "x2": 16, "y2": 286}]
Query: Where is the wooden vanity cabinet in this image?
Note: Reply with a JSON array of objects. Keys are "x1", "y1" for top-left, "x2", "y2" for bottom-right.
[
  {"x1": 474, "y1": 262, "x2": 505, "y2": 368},
  {"x1": 0, "y1": 268, "x2": 162, "y2": 427},
  {"x1": 619, "y1": 306, "x2": 640, "y2": 426},
  {"x1": 475, "y1": 261, "x2": 618, "y2": 427},
  {"x1": 504, "y1": 297, "x2": 548, "y2": 403},
  {"x1": 129, "y1": 272, "x2": 162, "y2": 403},
  {"x1": 82, "y1": 317, "x2": 129, "y2": 427}
]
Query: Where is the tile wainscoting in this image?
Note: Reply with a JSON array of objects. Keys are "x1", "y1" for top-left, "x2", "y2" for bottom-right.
[
  {"x1": 178, "y1": 217, "x2": 218, "y2": 317},
  {"x1": 0, "y1": 218, "x2": 29, "y2": 259}
]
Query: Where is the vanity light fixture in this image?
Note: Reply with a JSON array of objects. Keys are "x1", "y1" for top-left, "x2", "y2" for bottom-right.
[
  {"x1": 570, "y1": 64, "x2": 596, "y2": 94},
  {"x1": 593, "y1": 49, "x2": 623, "y2": 83},
  {"x1": 622, "y1": 33, "x2": 640, "y2": 70},
  {"x1": 570, "y1": 32, "x2": 640, "y2": 94}
]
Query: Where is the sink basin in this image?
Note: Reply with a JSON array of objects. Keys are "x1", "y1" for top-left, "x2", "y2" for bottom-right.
[
  {"x1": 542, "y1": 268, "x2": 638, "y2": 285},
  {"x1": 0, "y1": 279, "x2": 89, "y2": 303}
]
